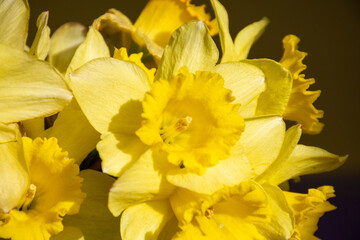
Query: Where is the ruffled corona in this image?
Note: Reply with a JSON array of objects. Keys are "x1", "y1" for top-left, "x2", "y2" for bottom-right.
[
  {"x1": 285, "y1": 186, "x2": 336, "y2": 240},
  {"x1": 136, "y1": 67, "x2": 244, "y2": 173},
  {"x1": 0, "y1": 137, "x2": 85, "y2": 240},
  {"x1": 280, "y1": 34, "x2": 324, "y2": 134},
  {"x1": 169, "y1": 182, "x2": 294, "y2": 239}
]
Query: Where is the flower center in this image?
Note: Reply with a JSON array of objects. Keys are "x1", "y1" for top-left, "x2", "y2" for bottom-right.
[
  {"x1": 136, "y1": 67, "x2": 244, "y2": 173},
  {"x1": 160, "y1": 116, "x2": 192, "y2": 144}
]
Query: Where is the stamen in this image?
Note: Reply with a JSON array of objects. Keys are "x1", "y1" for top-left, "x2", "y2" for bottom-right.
[
  {"x1": 205, "y1": 206, "x2": 214, "y2": 219},
  {"x1": 22, "y1": 184, "x2": 36, "y2": 211},
  {"x1": 160, "y1": 116, "x2": 192, "y2": 144}
]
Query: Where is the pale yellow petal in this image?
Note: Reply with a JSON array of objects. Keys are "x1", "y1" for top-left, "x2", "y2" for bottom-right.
[
  {"x1": 121, "y1": 200, "x2": 173, "y2": 240},
  {"x1": 0, "y1": 122, "x2": 17, "y2": 143},
  {"x1": 257, "y1": 184, "x2": 295, "y2": 239},
  {"x1": 234, "y1": 17, "x2": 269, "y2": 60},
  {"x1": 61, "y1": 170, "x2": 119, "y2": 240},
  {"x1": 155, "y1": 21, "x2": 219, "y2": 81},
  {"x1": 0, "y1": 44, "x2": 72, "y2": 123},
  {"x1": 0, "y1": 125, "x2": 29, "y2": 213},
  {"x1": 257, "y1": 124, "x2": 302, "y2": 184},
  {"x1": 210, "y1": 0, "x2": 236, "y2": 63},
  {"x1": 51, "y1": 226, "x2": 84, "y2": 240},
  {"x1": 108, "y1": 150, "x2": 175, "y2": 216},
  {"x1": 239, "y1": 116, "x2": 285, "y2": 176},
  {"x1": 49, "y1": 23, "x2": 87, "y2": 74},
  {"x1": 22, "y1": 117, "x2": 44, "y2": 138},
  {"x1": 166, "y1": 146, "x2": 252, "y2": 194},
  {"x1": 268, "y1": 144, "x2": 347, "y2": 185},
  {"x1": 242, "y1": 59, "x2": 292, "y2": 117},
  {"x1": 69, "y1": 58, "x2": 150, "y2": 133},
  {"x1": 213, "y1": 62, "x2": 265, "y2": 111},
  {"x1": 42, "y1": 100, "x2": 100, "y2": 165},
  {"x1": 29, "y1": 11, "x2": 51, "y2": 60},
  {"x1": 98, "y1": 99, "x2": 148, "y2": 176},
  {"x1": 65, "y1": 27, "x2": 110, "y2": 79},
  {"x1": 134, "y1": 0, "x2": 217, "y2": 48},
  {"x1": 0, "y1": 0, "x2": 29, "y2": 49},
  {"x1": 98, "y1": 132, "x2": 147, "y2": 177}
]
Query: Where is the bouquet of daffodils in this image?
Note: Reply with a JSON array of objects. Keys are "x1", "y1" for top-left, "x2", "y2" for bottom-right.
[{"x1": 0, "y1": 0, "x2": 347, "y2": 239}]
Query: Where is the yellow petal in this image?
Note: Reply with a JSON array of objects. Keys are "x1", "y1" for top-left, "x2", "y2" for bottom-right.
[
  {"x1": 92, "y1": 8, "x2": 134, "y2": 54},
  {"x1": 166, "y1": 146, "x2": 252, "y2": 194},
  {"x1": 29, "y1": 11, "x2": 51, "y2": 60},
  {"x1": 155, "y1": 21, "x2": 219, "y2": 81},
  {"x1": 134, "y1": 0, "x2": 217, "y2": 48},
  {"x1": 210, "y1": 0, "x2": 236, "y2": 63},
  {"x1": 0, "y1": 44, "x2": 72, "y2": 123},
  {"x1": 22, "y1": 117, "x2": 45, "y2": 138},
  {"x1": 65, "y1": 27, "x2": 110, "y2": 79},
  {"x1": 97, "y1": 100, "x2": 148, "y2": 177},
  {"x1": 280, "y1": 35, "x2": 324, "y2": 134},
  {"x1": 0, "y1": 122, "x2": 18, "y2": 143},
  {"x1": 271, "y1": 144, "x2": 346, "y2": 185},
  {"x1": 49, "y1": 23, "x2": 87, "y2": 74},
  {"x1": 242, "y1": 59, "x2": 293, "y2": 118},
  {"x1": 257, "y1": 124, "x2": 302, "y2": 184},
  {"x1": 69, "y1": 58, "x2": 150, "y2": 133},
  {"x1": 61, "y1": 170, "x2": 119, "y2": 240},
  {"x1": 285, "y1": 186, "x2": 336, "y2": 240},
  {"x1": 257, "y1": 184, "x2": 295, "y2": 239},
  {"x1": 234, "y1": 17, "x2": 270, "y2": 60},
  {"x1": 108, "y1": 150, "x2": 175, "y2": 216},
  {"x1": 213, "y1": 62, "x2": 265, "y2": 112},
  {"x1": 98, "y1": 132, "x2": 147, "y2": 177},
  {"x1": 42, "y1": 100, "x2": 100, "y2": 165},
  {"x1": 121, "y1": 200, "x2": 173, "y2": 240},
  {"x1": 239, "y1": 116, "x2": 285, "y2": 176},
  {"x1": 258, "y1": 123, "x2": 346, "y2": 185},
  {"x1": 0, "y1": 0, "x2": 29, "y2": 49},
  {"x1": 0, "y1": 125, "x2": 29, "y2": 213}
]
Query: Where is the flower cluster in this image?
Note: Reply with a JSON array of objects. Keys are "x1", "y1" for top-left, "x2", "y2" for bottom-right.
[{"x1": 0, "y1": 0, "x2": 347, "y2": 239}]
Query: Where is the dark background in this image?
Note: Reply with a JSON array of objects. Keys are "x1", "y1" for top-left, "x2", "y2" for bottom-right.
[{"x1": 28, "y1": 0, "x2": 360, "y2": 239}]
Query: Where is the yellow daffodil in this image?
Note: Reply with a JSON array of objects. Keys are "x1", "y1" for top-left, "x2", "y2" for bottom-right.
[
  {"x1": 69, "y1": 1, "x2": 346, "y2": 239},
  {"x1": 92, "y1": 0, "x2": 218, "y2": 62},
  {"x1": 0, "y1": 0, "x2": 72, "y2": 140},
  {"x1": 0, "y1": 125, "x2": 85, "y2": 240},
  {"x1": 210, "y1": 0, "x2": 323, "y2": 134}
]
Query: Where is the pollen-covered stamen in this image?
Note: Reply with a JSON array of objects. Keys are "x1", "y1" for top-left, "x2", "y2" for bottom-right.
[
  {"x1": 159, "y1": 116, "x2": 192, "y2": 144},
  {"x1": 21, "y1": 184, "x2": 36, "y2": 211},
  {"x1": 205, "y1": 206, "x2": 214, "y2": 219}
]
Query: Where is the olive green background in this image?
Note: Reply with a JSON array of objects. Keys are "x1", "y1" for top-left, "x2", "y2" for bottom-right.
[{"x1": 27, "y1": 0, "x2": 360, "y2": 239}]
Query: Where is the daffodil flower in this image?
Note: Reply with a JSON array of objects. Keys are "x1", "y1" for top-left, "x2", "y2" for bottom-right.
[
  {"x1": 210, "y1": 0, "x2": 324, "y2": 134},
  {"x1": 0, "y1": 125, "x2": 85, "y2": 240},
  {"x1": 0, "y1": 0, "x2": 72, "y2": 140},
  {"x1": 92, "y1": 0, "x2": 218, "y2": 62}
]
